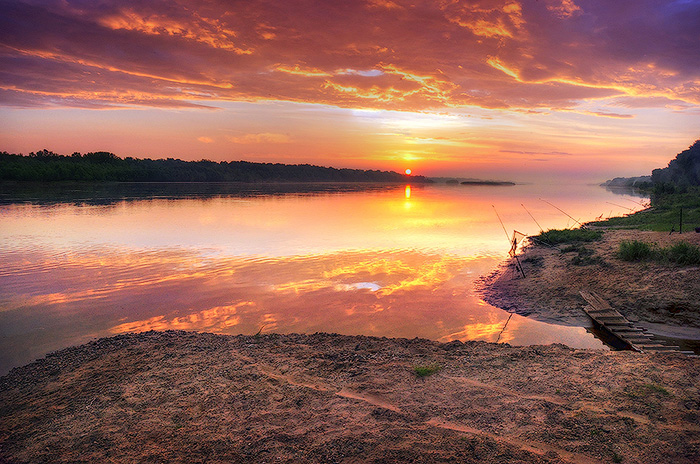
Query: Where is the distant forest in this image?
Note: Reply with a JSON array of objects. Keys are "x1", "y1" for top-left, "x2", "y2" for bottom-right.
[
  {"x1": 652, "y1": 139, "x2": 700, "y2": 191},
  {"x1": 0, "y1": 150, "x2": 429, "y2": 183},
  {"x1": 602, "y1": 139, "x2": 700, "y2": 194}
]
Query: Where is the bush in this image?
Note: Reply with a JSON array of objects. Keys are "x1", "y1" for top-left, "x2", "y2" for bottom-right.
[
  {"x1": 534, "y1": 228, "x2": 603, "y2": 246},
  {"x1": 665, "y1": 242, "x2": 700, "y2": 265},
  {"x1": 618, "y1": 240, "x2": 654, "y2": 261},
  {"x1": 617, "y1": 240, "x2": 700, "y2": 265}
]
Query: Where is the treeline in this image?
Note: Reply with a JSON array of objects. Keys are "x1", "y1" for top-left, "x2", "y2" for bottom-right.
[
  {"x1": 651, "y1": 139, "x2": 700, "y2": 194},
  {"x1": 0, "y1": 150, "x2": 428, "y2": 183}
]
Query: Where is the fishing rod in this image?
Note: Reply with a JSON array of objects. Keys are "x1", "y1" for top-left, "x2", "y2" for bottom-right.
[
  {"x1": 622, "y1": 197, "x2": 647, "y2": 207},
  {"x1": 492, "y1": 205, "x2": 526, "y2": 278},
  {"x1": 539, "y1": 198, "x2": 584, "y2": 228},
  {"x1": 605, "y1": 201, "x2": 635, "y2": 212},
  {"x1": 492, "y1": 204, "x2": 511, "y2": 243},
  {"x1": 521, "y1": 203, "x2": 543, "y2": 232},
  {"x1": 496, "y1": 312, "x2": 514, "y2": 343}
]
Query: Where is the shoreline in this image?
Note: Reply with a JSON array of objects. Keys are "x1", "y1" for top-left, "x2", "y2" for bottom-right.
[
  {"x1": 1, "y1": 330, "x2": 699, "y2": 463},
  {"x1": 479, "y1": 228, "x2": 700, "y2": 344}
]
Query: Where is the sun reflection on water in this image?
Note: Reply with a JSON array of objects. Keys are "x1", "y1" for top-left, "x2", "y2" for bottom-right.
[{"x1": 0, "y1": 182, "x2": 642, "y2": 374}]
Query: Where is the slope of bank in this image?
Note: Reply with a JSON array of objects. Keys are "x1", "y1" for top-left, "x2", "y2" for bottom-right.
[
  {"x1": 1, "y1": 331, "x2": 699, "y2": 464},
  {"x1": 480, "y1": 229, "x2": 700, "y2": 334}
]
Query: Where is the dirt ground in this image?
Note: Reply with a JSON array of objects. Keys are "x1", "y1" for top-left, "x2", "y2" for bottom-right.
[
  {"x1": 1, "y1": 331, "x2": 699, "y2": 464},
  {"x1": 480, "y1": 229, "x2": 700, "y2": 334}
]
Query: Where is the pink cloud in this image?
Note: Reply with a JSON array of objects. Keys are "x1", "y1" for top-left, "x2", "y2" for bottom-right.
[{"x1": 0, "y1": 0, "x2": 698, "y2": 112}]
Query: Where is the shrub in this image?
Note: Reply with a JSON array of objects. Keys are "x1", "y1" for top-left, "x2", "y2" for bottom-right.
[
  {"x1": 534, "y1": 228, "x2": 603, "y2": 246},
  {"x1": 618, "y1": 240, "x2": 654, "y2": 261},
  {"x1": 665, "y1": 242, "x2": 700, "y2": 265}
]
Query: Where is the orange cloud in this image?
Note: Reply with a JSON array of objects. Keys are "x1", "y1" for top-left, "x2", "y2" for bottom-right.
[
  {"x1": 0, "y1": 0, "x2": 698, "y2": 115},
  {"x1": 226, "y1": 133, "x2": 291, "y2": 144},
  {"x1": 99, "y1": 7, "x2": 253, "y2": 54},
  {"x1": 545, "y1": 0, "x2": 581, "y2": 18}
]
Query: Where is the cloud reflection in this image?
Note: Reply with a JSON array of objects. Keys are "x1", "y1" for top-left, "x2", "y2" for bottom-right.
[{"x1": 110, "y1": 302, "x2": 252, "y2": 333}]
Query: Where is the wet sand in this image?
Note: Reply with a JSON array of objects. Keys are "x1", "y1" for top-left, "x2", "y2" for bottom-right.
[{"x1": 1, "y1": 331, "x2": 699, "y2": 464}]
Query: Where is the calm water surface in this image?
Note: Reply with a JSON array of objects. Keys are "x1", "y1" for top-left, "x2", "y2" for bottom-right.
[{"x1": 0, "y1": 182, "x2": 647, "y2": 374}]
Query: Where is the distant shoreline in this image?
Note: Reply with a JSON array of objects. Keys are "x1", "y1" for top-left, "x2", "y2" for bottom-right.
[
  {"x1": 0, "y1": 150, "x2": 432, "y2": 184},
  {"x1": 460, "y1": 180, "x2": 515, "y2": 186}
]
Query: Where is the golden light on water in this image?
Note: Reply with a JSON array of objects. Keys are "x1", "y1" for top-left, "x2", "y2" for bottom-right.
[{"x1": 0, "y1": 183, "x2": 641, "y2": 373}]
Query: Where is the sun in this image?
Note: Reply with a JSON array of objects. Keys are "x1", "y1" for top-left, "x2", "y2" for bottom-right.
[{"x1": 405, "y1": 168, "x2": 412, "y2": 175}]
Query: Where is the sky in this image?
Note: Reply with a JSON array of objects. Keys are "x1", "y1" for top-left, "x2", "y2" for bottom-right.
[{"x1": 1, "y1": 0, "x2": 699, "y2": 181}]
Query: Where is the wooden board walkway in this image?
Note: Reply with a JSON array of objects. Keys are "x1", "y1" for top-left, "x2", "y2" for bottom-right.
[{"x1": 580, "y1": 290, "x2": 696, "y2": 356}]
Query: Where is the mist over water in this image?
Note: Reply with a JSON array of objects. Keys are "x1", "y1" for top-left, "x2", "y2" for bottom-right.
[{"x1": 0, "y1": 182, "x2": 647, "y2": 374}]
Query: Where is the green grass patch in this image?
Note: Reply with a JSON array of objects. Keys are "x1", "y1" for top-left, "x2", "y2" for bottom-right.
[
  {"x1": 643, "y1": 383, "x2": 671, "y2": 396},
  {"x1": 412, "y1": 364, "x2": 442, "y2": 378},
  {"x1": 618, "y1": 240, "x2": 654, "y2": 261},
  {"x1": 534, "y1": 228, "x2": 603, "y2": 246},
  {"x1": 665, "y1": 242, "x2": 700, "y2": 265},
  {"x1": 618, "y1": 240, "x2": 700, "y2": 265},
  {"x1": 590, "y1": 188, "x2": 700, "y2": 232}
]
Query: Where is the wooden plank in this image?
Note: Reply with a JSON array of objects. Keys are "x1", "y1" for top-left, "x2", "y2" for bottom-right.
[
  {"x1": 580, "y1": 290, "x2": 613, "y2": 311},
  {"x1": 580, "y1": 291, "x2": 683, "y2": 355},
  {"x1": 640, "y1": 346, "x2": 680, "y2": 352}
]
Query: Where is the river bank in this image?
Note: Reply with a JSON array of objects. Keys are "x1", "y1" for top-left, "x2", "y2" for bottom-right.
[
  {"x1": 1, "y1": 330, "x2": 699, "y2": 463},
  {"x1": 480, "y1": 229, "x2": 700, "y2": 341}
]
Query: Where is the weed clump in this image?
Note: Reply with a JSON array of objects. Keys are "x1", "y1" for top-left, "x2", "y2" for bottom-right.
[
  {"x1": 412, "y1": 364, "x2": 441, "y2": 378},
  {"x1": 618, "y1": 240, "x2": 654, "y2": 261},
  {"x1": 665, "y1": 242, "x2": 700, "y2": 265},
  {"x1": 535, "y1": 228, "x2": 603, "y2": 246},
  {"x1": 618, "y1": 240, "x2": 700, "y2": 265}
]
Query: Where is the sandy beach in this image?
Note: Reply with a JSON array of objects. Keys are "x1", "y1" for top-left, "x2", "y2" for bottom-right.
[
  {"x1": 1, "y1": 330, "x2": 699, "y2": 464},
  {"x1": 2, "y1": 229, "x2": 700, "y2": 463}
]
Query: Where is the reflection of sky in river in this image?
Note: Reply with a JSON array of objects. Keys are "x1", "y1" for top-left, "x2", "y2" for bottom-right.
[{"x1": 0, "y1": 183, "x2": 646, "y2": 374}]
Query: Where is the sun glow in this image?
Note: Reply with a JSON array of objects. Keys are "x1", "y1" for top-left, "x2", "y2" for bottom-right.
[{"x1": 405, "y1": 168, "x2": 412, "y2": 175}]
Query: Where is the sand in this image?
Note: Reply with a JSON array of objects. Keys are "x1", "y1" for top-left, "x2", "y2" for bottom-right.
[
  {"x1": 480, "y1": 229, "x2": 700, "y2": 337},
  {"x1": 1, "y1": 330, "x2": 699, "y2": 464}
]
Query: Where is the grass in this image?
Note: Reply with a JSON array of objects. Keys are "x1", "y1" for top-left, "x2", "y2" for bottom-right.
[
  {"x1": 644, "y1": 383, "x2": 671, "y2": 396},
  {"x1": 625, "y1": 383, "x2": 672, "y2": 399},
  {"x1": 618, "y1": 240, "x2": 654, "y2": 261},
  {"x1": 618, "y1": 240, "x2": 700, "y2": 265},
  {"x1": 412, "y1": 364, "x2": 442, "y2": 378},
  {"x1": 534, "y1": 228, "x2": 603, "y2": 246},
  {"x1": 666, "y1": 241, "x2": 700, "y2": 265},
  {"x1": 590, "y1": 188, "x2": 700, "y2": 232}
]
